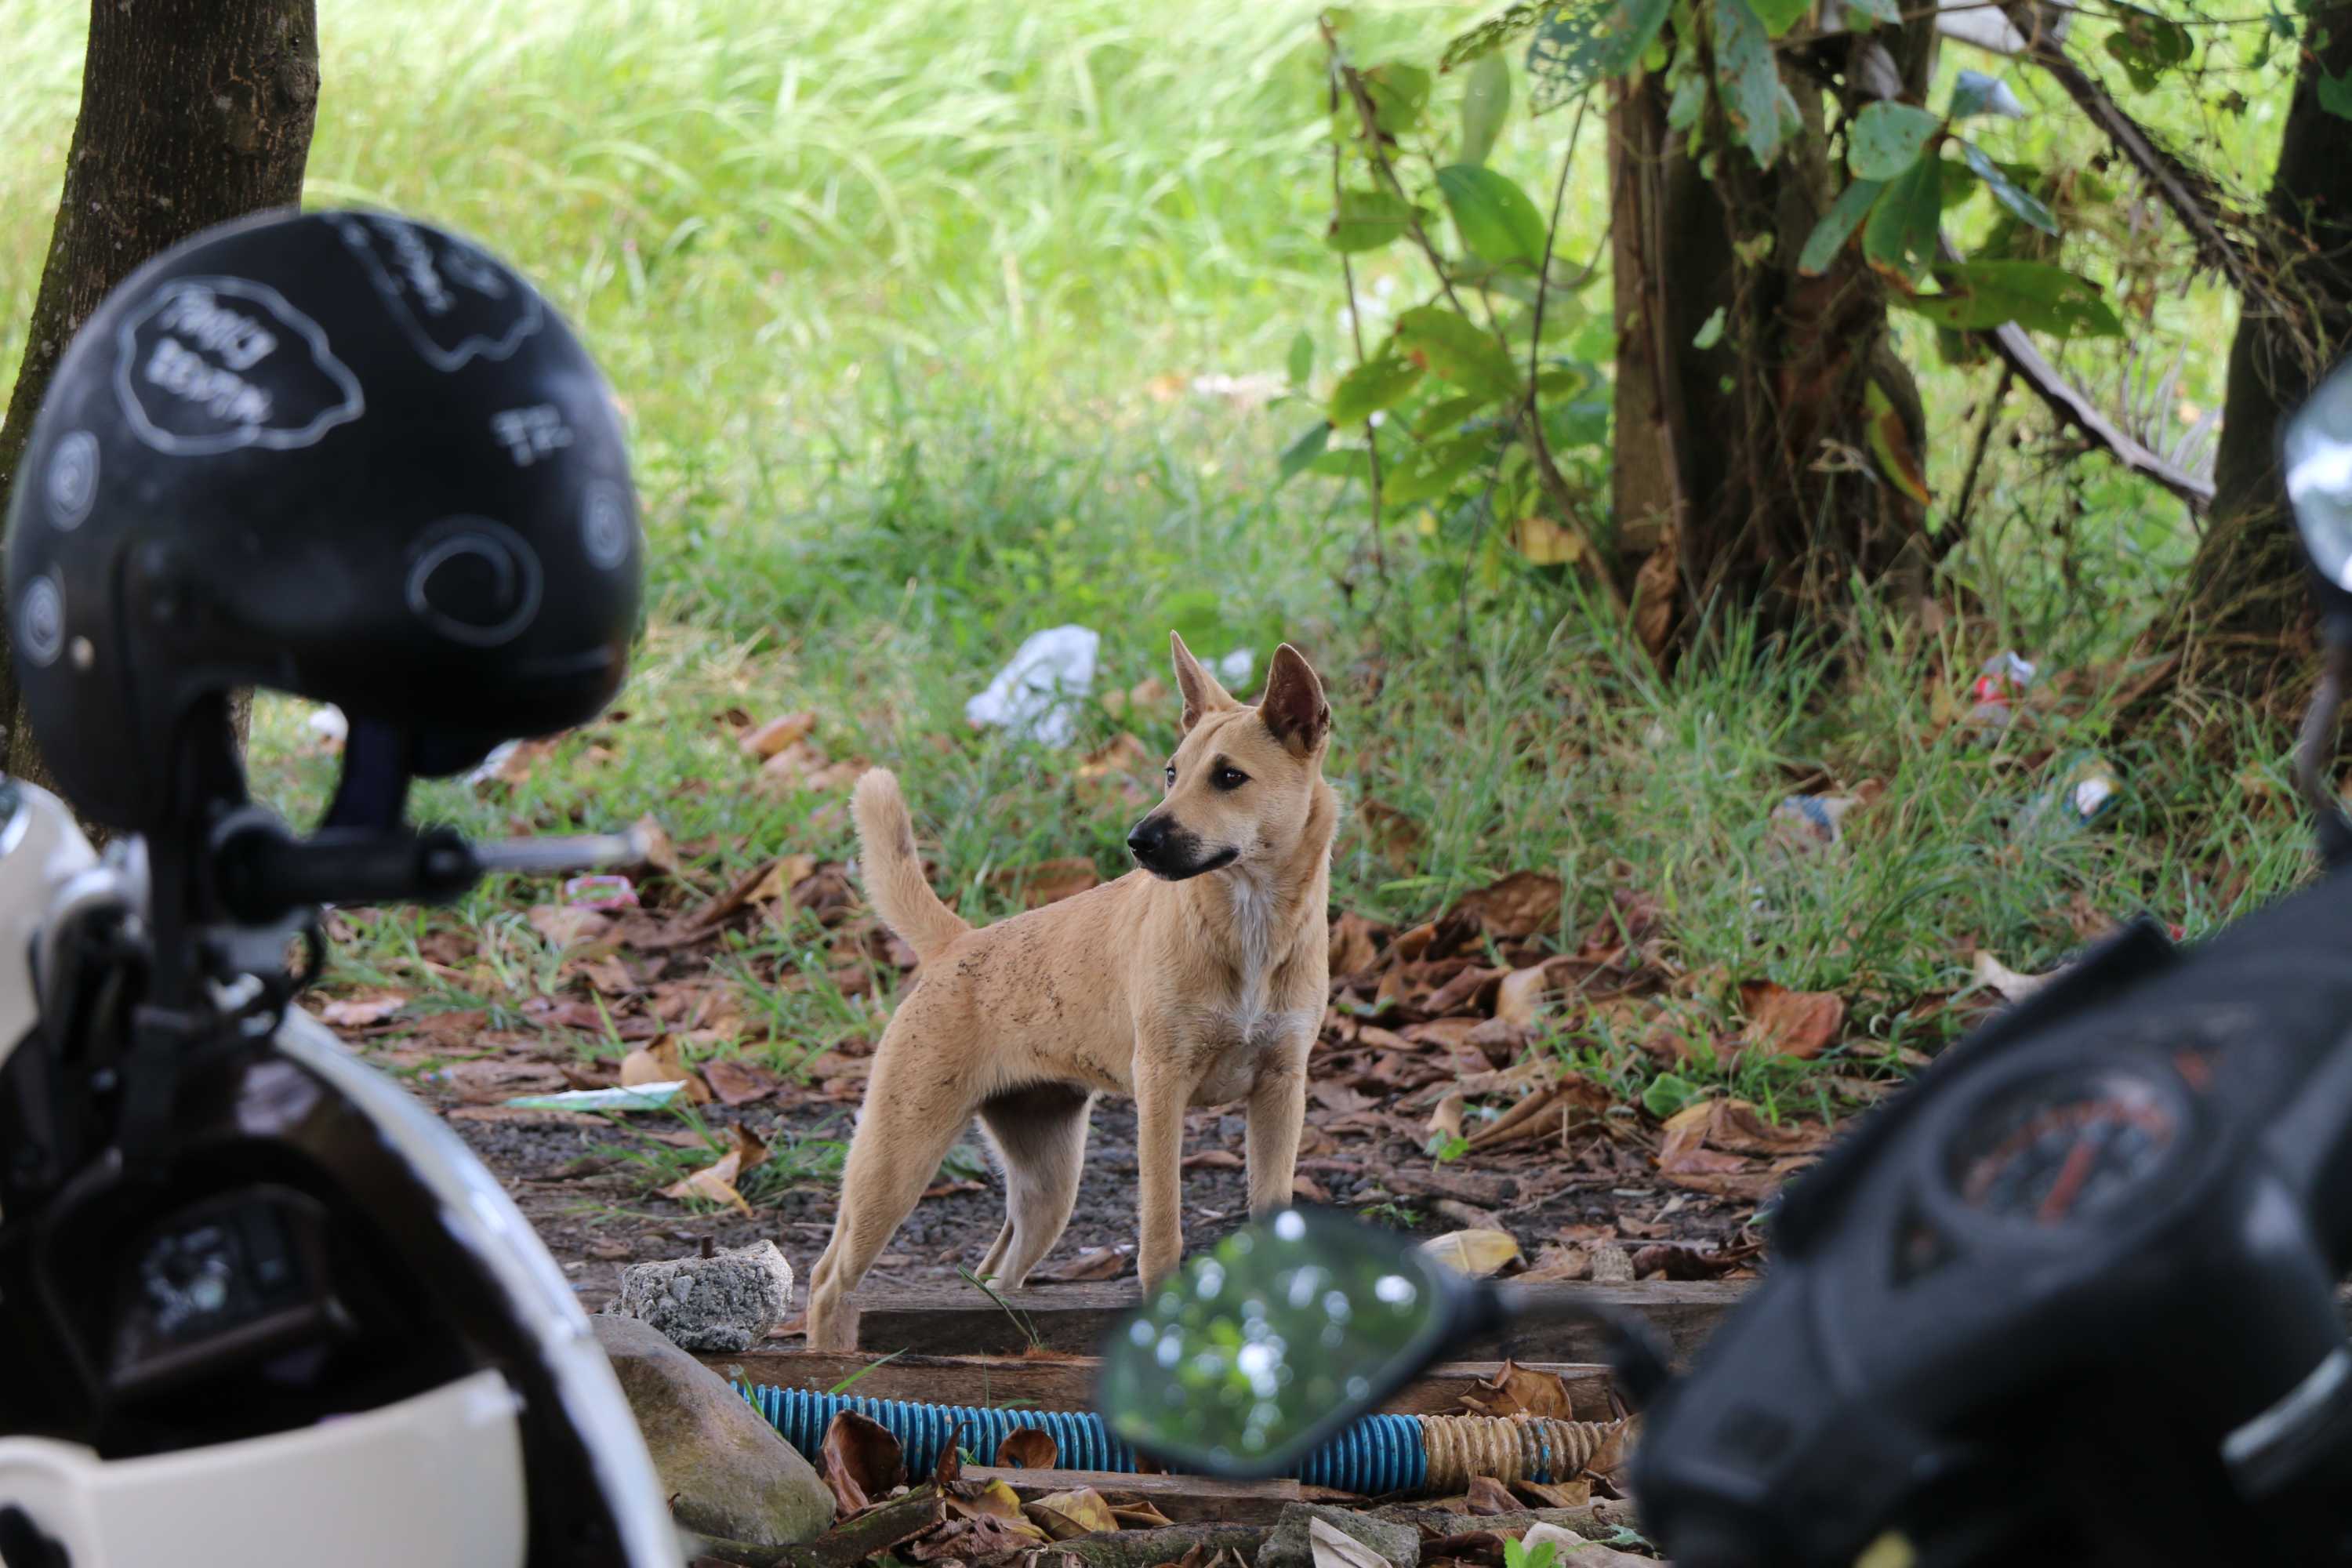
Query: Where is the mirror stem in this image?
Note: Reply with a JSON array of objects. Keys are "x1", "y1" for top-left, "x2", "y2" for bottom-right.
[{"x1": 2297, "y1": 633, "x2": 2352, "y2": 870}]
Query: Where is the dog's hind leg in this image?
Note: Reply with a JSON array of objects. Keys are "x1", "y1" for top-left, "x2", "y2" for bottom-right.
[
  {"x1": 808, "y1": 1051, "x2": 980, "y2": 1352},
  {"x1": 974, "y1": 1083, "x2": 1093, "y2": 1287}
]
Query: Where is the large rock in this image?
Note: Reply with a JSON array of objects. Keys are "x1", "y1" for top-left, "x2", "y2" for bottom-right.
[
  {"x1": 592, "y1": 1314, "x2": 833, "y2": 1547},
  {"x1": 1260, "y1": 1504, "x2": 1420, "y2": 1568},
  {"x1": 616, "y1": 1240, "x2": 795, "y2": 1352}
]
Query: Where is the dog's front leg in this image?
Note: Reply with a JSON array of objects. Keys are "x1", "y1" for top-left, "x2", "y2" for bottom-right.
[
  {"x1": 1132, "y1": 1044, "x2": 1198, "y2": 1292},
  {"x1": 1245, "y1": 1032, "x2": 1312, "y2": 1217}
]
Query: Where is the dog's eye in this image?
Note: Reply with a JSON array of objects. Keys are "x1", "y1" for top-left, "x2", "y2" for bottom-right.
[
  {"x1": 1212, "y1": 767, "x2": 1249, "y2": 791},
  {"x1": 1164, "y1": 763, "x2": 1177, "y2": 787}
]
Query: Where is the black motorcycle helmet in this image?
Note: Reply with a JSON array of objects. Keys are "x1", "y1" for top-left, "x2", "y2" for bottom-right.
[{"x1": 5, "y1": 207, "x2": 642, "y2": 833}]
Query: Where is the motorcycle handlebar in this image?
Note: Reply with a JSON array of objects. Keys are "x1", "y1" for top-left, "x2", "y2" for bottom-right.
[{"x1": 213, "y1": 818, "x2": 648, "y2": 923}]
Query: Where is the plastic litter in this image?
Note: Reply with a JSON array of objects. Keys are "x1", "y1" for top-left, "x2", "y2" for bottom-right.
[
  {"x1": 1769, "y1": 787, "x2": 1878, "y2": 851},
  {"x1": 1216, "y1": 648, "x2": 1254, "y2": 688},
  {"x1": 2015, "y1": 751, "x2": 2124, "y2": 837},
  {"x1": 503, "y1": 1081, "x2": 689, "y2": 1112},
  {"x1": 564, "y1": 873, "x2": 639, "y2": 911},
  {"x1": 1965, "y1": 650, "x2": 2038, "y2": 731},
  {"x1": 307, "y1": 704, "x2": 349, "y2": 743},
  {"x1": 964, "y1": 625, "x2": 1100, "y2": 747}
]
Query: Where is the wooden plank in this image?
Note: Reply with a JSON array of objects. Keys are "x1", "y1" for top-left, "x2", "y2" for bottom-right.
[
  {"x1": 825, "y1": 1279, "x2": 1744, "y2": 1362},
  {"x1": 966, "y1": 1466, "x2": 1301, "y2": 1524},
  {"x1": 702, "y1": 1351, "x2": 1620, "y2": 1421}
]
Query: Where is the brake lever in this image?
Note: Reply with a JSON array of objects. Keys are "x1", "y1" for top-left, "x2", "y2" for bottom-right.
[{"x1": 467, "y1": 826, "x2": 647, "y2": 877}]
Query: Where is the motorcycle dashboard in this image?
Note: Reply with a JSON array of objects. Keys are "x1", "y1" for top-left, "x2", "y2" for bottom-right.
[{"x1": 1937, "y1": 1062, "x2": 2187, "y2": 1229}]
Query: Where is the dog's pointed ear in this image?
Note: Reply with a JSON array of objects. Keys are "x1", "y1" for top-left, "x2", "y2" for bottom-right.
[
  {"x1": 1258, "y1": 644, "x2": 1330, "y2": 756},
  {"x1": 1170, "y1": 630, "x2": 1236, "y2": 733}
]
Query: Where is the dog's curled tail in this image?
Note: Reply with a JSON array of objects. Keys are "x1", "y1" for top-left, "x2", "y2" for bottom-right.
[{"x1": 851, "y1": 768, "x2": 971, "y2": 962}]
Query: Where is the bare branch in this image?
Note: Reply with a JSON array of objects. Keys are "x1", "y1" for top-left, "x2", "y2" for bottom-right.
[{"x1": 1985, "y1": 322, "x2": 2216, "y2": 509}]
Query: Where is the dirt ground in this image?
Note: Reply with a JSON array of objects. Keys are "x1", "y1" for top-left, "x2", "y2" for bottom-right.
[{"x1": 424, "y1": 1077, "x2": 1759, "y2": 1317}]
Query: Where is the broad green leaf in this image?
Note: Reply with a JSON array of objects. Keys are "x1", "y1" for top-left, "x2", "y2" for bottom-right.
[
  {"x1": 1535, "y1": 363, "x2": 1591, "y2": 397},
  {"x1": 1887, "y1": 260, "x2": 2124, "y2": 337},
  {"x1": 1842, "y1": 0, "x2": 1900, "y2": 27},
  {"x1": 1864, "y1": 381, "x2": 1931, "y2": 506},
  {"x1": 1327, "y1": 187, "x2": 1420, "y2": 252},
  {"x1": 1443, "y1": 2, "x2": 1547, "y2": 71},
  {"x1": 1384, "y1": 431, "x2": 1494, "y2": 504},
  {"x1": 1460, "y1": 53, "x2": 1513, "y2": 165},
  {"x1": 1526, "y1": 0, "x2": 1675, "y2": 114},
  {"x1": 1437, "y1": 165, "x2": 1550, "y2": 266},
  {"x1": 1798, "y1": 178, "x2": 1883, "y2": 274},
  {"x1": 1642, "y1": 1073, "x2": 1705, "y2": 1119},
  {"x1": 2103, "y1": 15, "x2": 2191, "y2": 92},
  {"x1": 1949, "y1": 69, "x2": 2025, "y2": 120},
  {"x1": 1287, "y1": 331, "x2": 1316, "y2": 388},
  {"x1": 1330, "y1": 355, "x2": 1424, "y2": 424},
  {"x1": 1693, "y1": 305, "x2": 1727, "y2": 349},
  {"x1": 1746, "y1": 0, "x2": 1812, "y2": 38},
  {"x1": 1958, "y1": 142, "x2": 2056, "y2": 234},
  {"x1": 1394, "y1": 306, "x2": 1523, "y2": 399},
  {"x1": 2320, "y1": 68, "x2": 2352, "y2": 122},
  {"x1": 1939, "y1": 164, "x2": 1980, "y2": 209},
  {"x1": 1277, "y1": 421, "x2": 1330, "y2": 483},
  {"x1": 1667, "y1": 73, "x2": 1705, "y2": 131},
  {"x1": 1861, "y1": 154, "x2": 1940, "y2": 283},
  {"x1": 1712, "y1": 0, "x2": 1789, "y2": 167},
  {"x1": 1414, "y1": 391, "x2": 1501, "y2": 437},
  {"x1": 1362, "y1": 63, "x2": 1434, "y2": 134},
  {"x1": 1848, "y1": 102, "x2": 1943, "y2": 180}
]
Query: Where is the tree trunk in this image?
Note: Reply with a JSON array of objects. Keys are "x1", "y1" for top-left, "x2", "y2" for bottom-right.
[
  {"x1": 1610, "y1": 20, "x2": 1937, "y2": 658},
  {"x1": 0, "y1": 0, "x2": 319, "y2": 791},
  {"x1": 2171, "y1": 2, "x2": 2352, "y2": 691}
]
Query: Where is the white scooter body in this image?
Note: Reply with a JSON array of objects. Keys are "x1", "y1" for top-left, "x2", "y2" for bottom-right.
[{"x1": 0, "y1": 780, "x2": 680, "y2": 1567}]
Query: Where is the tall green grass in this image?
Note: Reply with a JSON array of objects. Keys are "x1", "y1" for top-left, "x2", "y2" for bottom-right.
[{"x1": 4, "y1": 0, "x2": 2320, "y2": 1119}]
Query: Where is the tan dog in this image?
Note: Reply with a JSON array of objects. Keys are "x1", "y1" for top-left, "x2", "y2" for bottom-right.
[{"x1": 805, "y1": 633, "x2": 1338, "y2": 1350}]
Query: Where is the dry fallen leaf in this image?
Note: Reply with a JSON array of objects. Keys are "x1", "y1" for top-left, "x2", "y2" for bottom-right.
[
  {"x1": 528, "y1": 904, "x2": 615, "y2": 950},
  {"x1": 1492, "y1": 965, "x2": 1554, "y2": 1027},
  {"x1": 819, "y1": 1410, "x2": 905, "y2": 1515},
  {"x1": 1421, "y1": 1229, "x2": 1521, "y2": 1278},
  {"x1": 702, "y1": 1057, "x2": 782, "y2": 1106},
  {"x1": 1106, "y1": 1496, "x2": 1175, "y2": 1530},
  {"x1": 1308, "y1": 1516, "x2": 1395, "y2": 1568},
  {"x1": 1327, "y1": 910, "x2": 1388, "y2": 978},
  {"x1": 316, "y1": 993, "x2": 408, "y2": 1029},
  {"x1": 1520, "y1": 1523, "x2": 1648, "y2": 1568},
  {"x1": 741, "y1": 711, "x2": 818, "y2": 760},
  {"x1": 1447, "y1": 871, "x2": 1564, "y2": 940},
  {"x1": 630, "y1": 813, "x2": 681, "y2": 877},
  {"x1": 1511, "y1": 1476, "x2": 1593, "y2": 1509},
  {"x1": 621, "y1": 1038, "x2": 712, "y2": 1102},
  {"x1": 1033, "y1": 1245, "x2": 1133, "y2": 1283},
  {"x1": 431, "y1": 1058, "x2": 567, "y2": 1103},
  {"x1": 1465, "y1": 1475, "x2": 1517, "y2": 1515},
  {"x1": 1461, "y1": 1360, "x2": 1577, "y2": 1420},
  {"x1": 1739, "y1": 981, "x2": 1846, "y2": 1060},
  {"x1": 1022, "y1": 1487, "x2": 1117, "y2": 1540},
  {"x1": 660, "y1": 1148, "x2": 752, "y2": 1216},
  {"x1": 1426, "y1": 1093, "x2": 1466, "y2": 1143},
  {"x1": 1973, "y1": 948, "x2": 2053, "y2": 1002},
  {"x1": 995, "y1": 1428, "x2": 1059, "y2": 1470}
]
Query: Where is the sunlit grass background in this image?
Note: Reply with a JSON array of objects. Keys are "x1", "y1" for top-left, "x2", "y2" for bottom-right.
[{"x1": 2, "y1": 0, "x2": 2317, "y2": 1109}]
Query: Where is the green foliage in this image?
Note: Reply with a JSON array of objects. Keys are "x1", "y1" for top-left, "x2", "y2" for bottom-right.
[
  {"x1": 1958, "y1": 142, "x2": 2057, "y2": 234},
  {"x1": 1329, "y1": 187, "x2": 1421, "y2": 252},
  {"x1": 1863, "y1": 154, "x2": 1943, "y2": 283},
  {"x1": 1396, "y1": 306, "x2": 1524, "y2": 399},
  {"x1": 1524, "y1": 0, "x2": 1675, "y2": 114},
  {"x1": 2104, "y1": 13, "x2": 2193, "y2": 91},
  {"x1": 1889, "y1": 260, "x2": 2125, "y2": 337},
  {"x1": 1330, "y1": 354, "x2": 1425, "y2": 424},
  {"x1": 1711, "y1": 0, "x2": 1797, "y2": 166},
  {"x1": 1848, "y1": 103, "x2": 1943, "y2": 181},
  {"x1": 1459, "y1": 53, "x2": 1512, "y2": 164},
  {"x1": 1799, "y1": 176, "x2": 1885, "y2": 274},
  {"x1": 1504, "y1": 1537, "x2": 1560, "y2": 1568},
  {"x1": 1438, "y1": 164, "x2": 1549, "y2": 265},
  {"x1": 2319, "y1": 69, "x2": 2352, "y2": 122}
]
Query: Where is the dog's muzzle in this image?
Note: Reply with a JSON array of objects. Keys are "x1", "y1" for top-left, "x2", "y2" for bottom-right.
[{"x1": 1127, "y1": 815, "x2": 1236, "y2": 880}]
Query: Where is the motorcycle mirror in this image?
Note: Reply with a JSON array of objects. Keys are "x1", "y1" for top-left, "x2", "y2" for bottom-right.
[
  {"x1": 2287, "y1": 362, "x2": 2352, "y2": 866},
  {"x1": 1094, "y1": 1209, "x2": 1494, "y2": 1478},
  {"x1": 2286, "y1": 361, "x2": 2352, "y2": 601}
]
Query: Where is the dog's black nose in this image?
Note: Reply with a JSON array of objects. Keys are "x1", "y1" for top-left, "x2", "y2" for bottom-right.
[{"x1": 1127, "y1": 816, "x2": 1166, "y2": 866}]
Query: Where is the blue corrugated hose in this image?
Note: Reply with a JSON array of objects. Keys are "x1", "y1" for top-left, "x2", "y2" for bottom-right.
[{"x1": 743, "y1": 1385, "x2": 1434, "y2": 1494}]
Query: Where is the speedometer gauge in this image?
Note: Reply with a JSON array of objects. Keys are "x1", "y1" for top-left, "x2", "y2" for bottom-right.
[{"x1": 1947, "y1": 1068, "x2": 2180, "y2": 1225}]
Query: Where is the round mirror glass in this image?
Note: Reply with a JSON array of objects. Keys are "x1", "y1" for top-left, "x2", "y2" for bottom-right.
[
  {"x1": 1095, "y1": 1209, "x2": 1456, "y2": 1476},
  {"x1": 2285, "y1": 362, "x2": 2352, "y2": 590}
]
